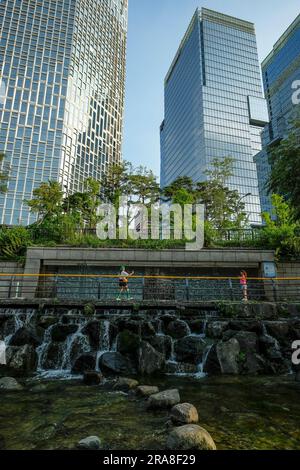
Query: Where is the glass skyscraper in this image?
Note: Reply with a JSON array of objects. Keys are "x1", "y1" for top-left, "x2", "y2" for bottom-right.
[
  {"x1": 254, "y1": 13, "x2": 300, "y2": 215},
  {"x1": 160, "y1": 8, "x2": 269, "y2": 225},
  {"x1": 0, "y1": 0, "x2": 128, "y2": 225}
]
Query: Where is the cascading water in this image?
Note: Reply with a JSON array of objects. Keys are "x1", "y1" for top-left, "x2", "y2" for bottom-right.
[
  {"x1": 3, "y1": 309, "x2": 36, "y2": 345},
  {"x1": 96, "y1": 320, "x2": 111, "y2": 372}
]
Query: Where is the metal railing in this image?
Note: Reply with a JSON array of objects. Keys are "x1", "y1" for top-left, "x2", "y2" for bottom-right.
[{"x1": 0, "y1": 274, "x2": 300, "y2": 302}]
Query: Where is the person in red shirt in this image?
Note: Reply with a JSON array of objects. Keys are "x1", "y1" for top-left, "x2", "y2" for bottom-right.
[{"x1": 240, "y1": 270, "x2": 248, "y2": 302}]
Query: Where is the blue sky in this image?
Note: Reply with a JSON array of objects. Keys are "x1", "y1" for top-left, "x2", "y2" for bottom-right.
[{"x1": 123, "y1": 0, "x2": 300, "y2": 178}]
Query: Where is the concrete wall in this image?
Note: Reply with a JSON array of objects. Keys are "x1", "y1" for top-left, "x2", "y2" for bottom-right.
[
  {"x1": 21, "y1": 247, "x2": 275, "y2": 299},
  {"x1": 0, "y1": 262, "x2": 24, "y2": 299}
]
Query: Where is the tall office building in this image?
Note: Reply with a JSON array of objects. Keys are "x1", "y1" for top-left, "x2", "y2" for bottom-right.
[
  {"x1": 0, "y1": 0, "x2": 128, "y2": 225},
  {"x1": 254, "y1": 13, "x2": 300, "y2": 215},
  {"x1": 160, "y1": 8, "x2": 269, "y2": 225}
]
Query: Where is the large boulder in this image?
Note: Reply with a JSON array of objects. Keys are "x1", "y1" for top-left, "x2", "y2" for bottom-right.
[
  {"x1": 216, "y1": 338, "x2": 240, "y2": 375},
  {"x1": 204, "y1": 345, "x2": 221, "y2": 375},
  {"x1": 229, "y1": 321, "x2": 263, "y2": 335},
  {"x1": 115, "y1": 319, "x2": 140, "y2": 335},
  {"x1": 170, "y1": 403, "x2": 199, "y2": 425},
  {"x1": 265, "y1": 322, "x2": 290, "y2": 344},
  {"x1": 148, "y1": 335, "x2": 172, "y2": 360},
  {"x1": 83, "y1": 371, "x2": 103, "y2": 386},
  {"x1": 166, "y1": 425, "x2": 216, "y2": 450},
  {"x1": 0, "y1": 377, "x2": 23, "y2": 391},
  {"x1": 117, "y1": 330, "x2": 141, "y2": 358},
  {"x1": 99, "y1": 352, "x2": 136, "y2": 376},
  {"x1": 147, "y1": 389, "x2": 180, "y2": 410},
  {"x1": 206, "y1": 322, "x2": 229, "y2": 339},
  {"x1": 166, "y1": 320, "x2": 190, "y2": 339},
  {"x1": 43, "y1": 342, "x2": 63, "y2": 370},
  {"x1": 259, "y1": 334, "x2": 282, "y2": 361},
  {"x1": 5, "y1": 345, "x2": 37, "y2": 375},
  {"x1": 82, "y1": 321, "x2": 101, "y2": 350},
  {"x1": 189, "y1": 319, "x2": 205, "y2": 335},
  {"x1": 77, "y1": 436, "x2": 101, "y2": 450},
  {"x1": 141, "y1": 321, "x2": 156, "y2": 338},
  {"x1": 138, "y1": 341, "x2": 165, "y2": 375},
  {"x1": 9, "y1": 326, "x2": 42, "y2": 348},
  {"x1": 174, "y1": 336, "x2": 207, "y2": 364},
  {"x1": 113, "y1": 377, "x2": 139, "y2": 392},
  {"x1": 51, "y1": 324, "x2": 78, "y2": 342},
  {"x1": 136, "y1": 385, "x2": 159, "y2": 397},
  {"x1": 72, "y1": 353, "x2": 96, "y2": 374}
]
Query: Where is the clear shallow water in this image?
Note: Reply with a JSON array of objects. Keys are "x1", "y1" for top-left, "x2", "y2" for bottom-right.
[{"x1": 0, "y1": 375, "x2": 299, "y2": 450}]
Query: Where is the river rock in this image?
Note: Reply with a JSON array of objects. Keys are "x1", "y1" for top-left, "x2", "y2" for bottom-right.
[
  {"x1": 83, "y1": 371, "x2": 103, "y2": 386},
  {"x1": 77, "y1": 436, "x2": 101, "y2": 450},
  {"x1": 216, "y1": 338, "x2": 240, "y2": 375},
  {"x1": 174, "y1": 336, "x2": 206, "y2": 364},
  {"x1": 51, "y1": 324, "x2": 78, "y2": 342},
  {"x1": 5, "y1": 344, "x2": 37, "y2": 375},
  {"x1": 189, "y1": 319, "x2": 205, "y2": 335},
  {"x1": 43, "y1": 342, "x2": 63, "y2": 370},
  {"x1": 259, "y1": 335, "x2": 282, "y2": 360},
  {"x1": 148, "y1": 335, "x2": 172, "y2": 360},
  {"x1": 117, "y1": 330, "x2": 141, "y2": 357},
  {"x1": 0, "y1": 377, "x2": 23, "y2": 391},
  {"x1": 166, "y1": 320, "x2": 190, "y2": 339},
  {"x1": 82, "y1": 321, "x2": 101, "y2": 350},
  {"x1": 116, "y1": 319, "x2": 140, "y2": 335},
  {"x1": 136, "y1": 385, "x2": 159, "y2": 397},
  {"x1": 203, "y1": 345, "x2": 221, "y2": 375},
  {"x1": 229, "y1": 321, "x2": 263, "y2": 335},
  {"x1": 166, "y1": 424, "x2": 216, "y2": 450},
  {"x1": 138, "y1": 341, "x2": 165, "y2": 375},
  {"x1": 141, "y1": 321, "x2": 156, "y2": 338},
  {"x1": 99, "y1": 352, "x2": 136, "y2": 376},
  {"x1": 265, "y1": 322, "x2": 290, "y2": 344},
  {"x1": 206, "y1": 322, "x2": 229, "y2": 339},
  {"x1": 113, "y1": 377, "x2": 139, "y2": 392},
  {"x1": 9, "y1": 326, "x2": 42, "y2": 348},
  {"x1": 72, "y1": 353, "x2": 96, "y2": 374},
  {"x1": 147, "y1": 389, "x2": 180, "y2": 409},
  {"x1": 170, "y1": 403, "x2": 199, "y2": 425}
]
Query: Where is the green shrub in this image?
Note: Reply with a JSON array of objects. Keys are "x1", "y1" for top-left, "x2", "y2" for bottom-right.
[{"x1": 0, "y1": 226, "x2": 31, "y2": 261}]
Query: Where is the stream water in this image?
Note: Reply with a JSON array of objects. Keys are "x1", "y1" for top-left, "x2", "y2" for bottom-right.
[{"x1": 0, "y1": 375, "x2": 299, "y2": 450}]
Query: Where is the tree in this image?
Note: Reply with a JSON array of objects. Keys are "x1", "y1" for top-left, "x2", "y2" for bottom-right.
[
  {"x1": 0, "y1": 152, "x2": 9, "y2": 193},
  {"x1": 64, "y1": 178, "x2": 101, "y2": 229},
  {"x1": 162, "y1": 176, "x2": 196, "y2": 202},
  {"x1": 268, "y1": 117, "x2": 300, "y2": 219},
  {"x1": 197, "y1": 158, "x2": 248, "y2": 231},
  {"x1": 128, "y1": 166, "x2": 160, "y2": 206},
  {"x1": 25, "y1": 181, "x2": 63, "y2": 221},
  {"x1": 101, "y1": 161, "x2": 132, "y2": 206},
  {"x1": 260, "y1": 194, "x2": 300, "y2": 259}
]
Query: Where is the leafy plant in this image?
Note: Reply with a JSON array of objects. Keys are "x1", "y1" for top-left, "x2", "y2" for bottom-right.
[{"x1": 0, "y1": 226, "x2": 31, "y2": 260}]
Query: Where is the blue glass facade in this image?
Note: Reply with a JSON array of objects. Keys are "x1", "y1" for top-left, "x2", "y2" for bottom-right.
[
  {"x1": 160, "y1": 8, "x2": 269, "y2": 225},
  {"x1": 0, "y1": 0, "x2": 128, "y2": 225},
  {"x1": 254, "y1": 13, "x2": 300, "y2": 215}
]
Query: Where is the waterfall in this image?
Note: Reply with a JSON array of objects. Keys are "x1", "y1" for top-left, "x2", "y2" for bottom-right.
[
  {"x1": 96, "y1": 320, "x2": 111, "y2": 372},
  {"x1": 4, "y1": 309, "x2": 36, "y2": 345},
  {"x1": 61, "y1": 327, "x2": 90, "y2": 371},
  {"x1": 36, "y1": 324, "x2": 55, "y2": 371},
  {"x1": 195, "y1": 344, "x2": 213, "y2": 378}
]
